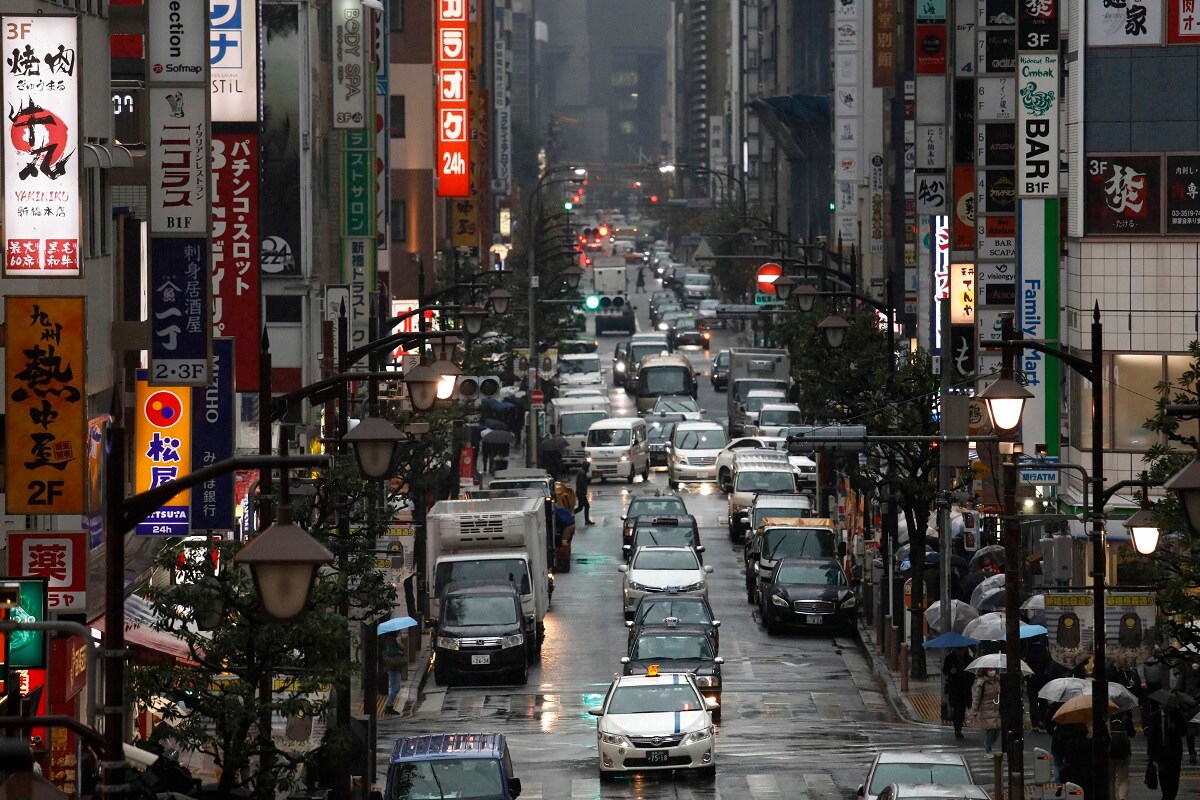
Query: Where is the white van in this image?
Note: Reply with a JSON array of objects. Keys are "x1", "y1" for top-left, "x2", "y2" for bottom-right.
[
  {"x1": 548, "y1": 395, "x2": 613, "y2": 468},
  {"x1": 585, "y1": 418, "x2": 649, "y2": 484},
  {"x1": 556, "y1": 353, "x2": 604, "y2": 389}
]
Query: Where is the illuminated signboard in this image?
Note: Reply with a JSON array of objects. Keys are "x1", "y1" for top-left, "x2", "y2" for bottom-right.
[{"x1": 436, "y1": 0, "x2": 470, "y2": 197}]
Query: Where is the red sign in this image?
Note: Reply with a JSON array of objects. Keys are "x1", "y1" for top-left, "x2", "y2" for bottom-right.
[
  {"x1": 459, "y1": 446, "x2": 475, "y2": 488},
  {"x1": 1085, "y1": 154, "x2": 1162, "y2": 235},
  {"x1": 7, "y1": 531, "x2": 87, "y2": 610},
  {"x1": 531, "y1": 389, "x2": 545, "y2": 405},
  {"x1": 915, "y1": 24, "x2": 947, "y2": 74},
  {"x1": 953, "y1": 165, "x2": 975, "y2": 251},
  {"x1": 436, "y1": 0, "x2": 470, "y2": 197},
  {"x1": 1169, "y1": 0, "x2": 1200, "y2": 41},
  {"x1": 49, "y1": 637, "x2": 87, "y2": 704},
  {"x1": 756, "y1": 262, "x2": 783, "y2": 294},
  {"x1": 212, "y1": 132, "x2": 262, "y2": 390}
]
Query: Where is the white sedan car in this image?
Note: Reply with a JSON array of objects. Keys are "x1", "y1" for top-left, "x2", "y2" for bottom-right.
[
  {"x1": 590, "y1": 671, "x2": 718, "y2": 781},
  {"x1": 619, "y1": 546, "x2": 714, "y2": 618}
]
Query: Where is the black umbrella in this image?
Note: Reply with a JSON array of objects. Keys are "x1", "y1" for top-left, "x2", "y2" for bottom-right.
[
  {"x1": 540, "y1": 436, "x2": 569, "y2": 452},
  {"x1": 481, "y1": 429, "x2": 517, "y2": 445},
  {"x1": 483, "y1": 418, "x2": 510, "y2": 431}
]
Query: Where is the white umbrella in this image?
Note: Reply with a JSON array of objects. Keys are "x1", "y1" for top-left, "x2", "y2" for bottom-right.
[
  {"x1": 964, "y1": 612, "x2": 1007, "y2": 641},
  {"x1": 970, "y1": 573, "x2": 1006, "y2": 607},
  {"x1": 925, "y1": 600, "x2": 981, "y2": 634},
  {"x1": 1038, "y1": 678, "x2": 1139, "y2": 711},
  {"x1": 966, "y1": 653, "x2": 1033, "y2": 675},
  {"x1": 1022, "y1": 594, "x2": 1045, "y2": 613}
]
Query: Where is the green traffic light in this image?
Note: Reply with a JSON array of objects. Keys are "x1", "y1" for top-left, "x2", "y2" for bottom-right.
[
  {"x1": 564, "y1": 201, "x2": 574, "y2": 210},
  {"x1": 585, "y1": 295, "x2": 601, "y2": 311}
]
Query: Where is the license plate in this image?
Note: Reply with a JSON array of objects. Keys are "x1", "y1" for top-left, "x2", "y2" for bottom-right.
[
  {"x1": 805, "y1": 614, "x2": 824, "y2": 625},
  {"x1": 646, "y1": 750, "x2": 669, "y2": 764},
  {"x1": 593, "y1": 470, "x2": 603, "y2": 479},
  {"x1": 471, "y1": 654, "x2": 491, "y2": 665}
]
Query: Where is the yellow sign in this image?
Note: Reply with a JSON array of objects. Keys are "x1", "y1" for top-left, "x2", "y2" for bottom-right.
[
  {"x1": 5, "y1": 297, "x2": 87, "y2": 513},
  {"x1": 134, "y1": 375, "x2": 192, "y2": 535},
  {"x1": 950, "y1": 263, "x2": 975, "y2": 325}
]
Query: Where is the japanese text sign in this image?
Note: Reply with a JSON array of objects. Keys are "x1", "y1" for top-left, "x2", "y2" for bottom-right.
[
  {"x1": 1018, "y1": 0, "x2": 1059, "y2": 49},
  {"x1": 149, "y1": 85, "x2": 210, "y2": 234},
  {"x1": 148, "y1": 0, "x2": 210, "y2": 84},
  {"x1": 2, "y1": 15, "x2": 81, "y2": 277},
  {"x1": 1085, "y1": 154, "x2": 1161, "y2": 235},
  {"x1": 950, "y1": 263, "x2": 975, "y2": 324},
  {"x1": 1088, "y1": 0, "x2": 1163, "y2": 44},
  {"x1": 333, "y1": 0, "x2": 367, "y2": 127},
  {"x1": 436, "y1": 0, "x2": 470, "y2": 197},
  {"x1": 932, "y1": 215, "x2": 949, "y2": 355},
  {"x1": 210, "y1": 0, "x2": 258, "y2": 122},
  {"x1": 150, "y1": 237, "x2": 211, "y2": 385},
  {"x1": 4, "y1": 297, "x2": 86, "y2": 514},
  {"x1": 1165, "y1": 155, "x2": 1200, "y2": 232},
  {"x1": 190, "y1": 338, "x2": 235, "y2": 530},
  {"x1": 1016, "y1": 53, "x2": 1058, "y2": 198},
  {"x1": 7, "y1": 531, "x2": 86, "y2": 610},
  {"x1": 211, "y1": 132, "x2": 261, "y2": 389},
  {"x1": 341, "y1": 239, "x2": 375, "y2": 348},
  {"x1": 1170, "y1": 0, "x2": 1200, "y2": 40},
  {"x1": 135, "y1": 372, "x2": 192, "y2": 536},
  {"x1": 341, "y1": 129, "x2": 375, "y2": 237},
  {"x1": 49, "y1": 636, "x2": 86, "y2": 703}
]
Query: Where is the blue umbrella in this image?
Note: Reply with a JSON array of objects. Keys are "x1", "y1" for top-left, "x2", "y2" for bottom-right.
[
  {"x1": 1001, "y1": 623, "x2": 1049, "y2": 640},
  {"x1": 924, "y1": 631, "x2": 981, "y2": 649},
  {"x1": 377, "y1": 616, "x2": 420, "y2": 635},
  {"x1": 900, "y1": 552, "x2": 969, "y2": 571}
]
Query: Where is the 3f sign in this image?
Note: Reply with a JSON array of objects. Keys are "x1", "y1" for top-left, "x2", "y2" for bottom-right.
[{"x1": 4, "y1": 21, "x2": 33, "y2": 40}]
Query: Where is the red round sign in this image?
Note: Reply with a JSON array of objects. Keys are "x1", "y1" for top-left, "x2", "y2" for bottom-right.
[
  {"x1": 531, "y1": 389, "x2": 545, "y2": 405},
  {"x1": 756, "y1": 262, "x2": 783, "y2": 294}
]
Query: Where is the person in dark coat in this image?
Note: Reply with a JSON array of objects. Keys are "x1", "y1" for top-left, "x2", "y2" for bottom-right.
[
  {"x1": 574, "y1": 469, "x2": 592, "y2": 524},
  {"x1": 1147, "y1": 703, "x2": 1186, "y2": 800},
  {"x1": 942, "y1": 648, "x2": 974, "y2": 738},
  {"x1": 1059, "y1": 723, "x2": 1093, "y2": 798}
]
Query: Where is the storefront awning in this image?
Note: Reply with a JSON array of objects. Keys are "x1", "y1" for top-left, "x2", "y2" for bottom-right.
[
  {"x1": 750, "y1": 93, "x2": 831, "y2": 160},
  {"x1": 91, "y1": 597, "x2": 200, "y2": 665}
]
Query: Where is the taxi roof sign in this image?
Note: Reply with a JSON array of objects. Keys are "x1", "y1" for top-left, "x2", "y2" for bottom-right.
[{"x1": 646, "y1": 664, "x2": 660, "y2": 677}]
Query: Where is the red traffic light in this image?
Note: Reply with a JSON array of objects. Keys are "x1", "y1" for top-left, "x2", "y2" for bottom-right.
[{"x1": 649, "y1": 195, "x2": 659, "y2": 203}]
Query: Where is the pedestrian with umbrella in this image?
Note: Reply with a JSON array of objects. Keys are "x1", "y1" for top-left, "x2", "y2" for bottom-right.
[
  {"x1": 942, "y1": 646, "x2": 975, "y2": 738},
  {"x1": 1110, "y1": 717, "x2": 1133, "y2": 800},
  {"x1": 575, "y1": 468, "x2": 592, "y2": 525},
  {"x1": 1059, "y1": 723, "x2": 1094, "y2": 797},
  {"x1": 1146, "y1": 694, "x2": 1188, "y2": 800},
  {"x1": 966, "y1": 665, "x2": 1003, "y2": 754},
  {"x1": 378, "y1": 616, "x2": 419, "y2": 714}
]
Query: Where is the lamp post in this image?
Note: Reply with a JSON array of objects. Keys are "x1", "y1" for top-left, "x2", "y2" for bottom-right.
[{"x1": 661, "y1": 162, "x2": 748, "y2": 220}]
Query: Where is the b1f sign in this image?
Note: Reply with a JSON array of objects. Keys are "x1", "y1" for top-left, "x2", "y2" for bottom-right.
[
  {"x1": 1017, "y1": 53, "x2": 1059, "y2": 198},
  {"x1": 148, "y1": 85, "x2": 210, "y2": 233},
  {"x1": 7, "y1": 531, "x2": 87, "y2": 610},
  {"x1": 2, "y1": 15, "x2": 81, "y2": 277}
]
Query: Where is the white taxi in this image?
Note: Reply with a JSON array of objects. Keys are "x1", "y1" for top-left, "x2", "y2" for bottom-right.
[
  {"x1": 589, "y1": 669, "x2": 717, "y2": 781},
  {"x1": 619, "y1": 546, "x2": 713, "y2": 619}
]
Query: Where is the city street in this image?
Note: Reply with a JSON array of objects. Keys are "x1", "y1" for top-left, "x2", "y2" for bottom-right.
[{"x1": 376, "y1": 282, "x2": 1008, "y2": 798}]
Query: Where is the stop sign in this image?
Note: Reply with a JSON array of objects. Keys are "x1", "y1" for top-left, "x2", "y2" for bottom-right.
[{"x1": 756, "y1": 262, "x2": 783, "y2": 294}]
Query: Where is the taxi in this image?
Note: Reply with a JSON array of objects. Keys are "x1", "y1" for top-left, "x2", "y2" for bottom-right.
[{"x1": 589, "y1": 669, "x2": 717, "y2": 781}]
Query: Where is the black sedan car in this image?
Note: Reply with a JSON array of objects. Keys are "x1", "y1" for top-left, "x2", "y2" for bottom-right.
[
  {"x1": 645, "y1": 415, "x2": 683, "y2": 467},
  {"x1": 621, "y1": 492, "x2": 689, "y2": 549},
  {"x1": 709, "y1": 350, "x2": 730, "y2": 391},
  {"x1": 621, "y1": 623, "x2": 724, "y2": 709},
  {"x1": 623, "y1": 514, "x2": 702, "y2": 561},
  {"x1": 759, "y1": 558, "x2": 858, "y2": 635},
  {"x1": 626, "y1": 594, "x2": 721, "y2": 652}
]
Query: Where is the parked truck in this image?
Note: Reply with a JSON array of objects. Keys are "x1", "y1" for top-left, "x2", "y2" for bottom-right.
[
  {"x1": 590, "y1": 257, "x2": 636, "y2": 334},
  {"x1": 548, "y1": 394, "x2": 613, "y2": 468},
  {"x1": 726, "y1": 347, "x2": 792, "y2": 436},
  {"x1": 426, "y1": 496, "x2": 550, "y2": 658}
]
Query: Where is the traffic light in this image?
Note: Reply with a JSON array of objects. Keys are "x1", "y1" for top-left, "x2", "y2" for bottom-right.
[
  {"x1": 455, "y1": 375, "x2": 503, "y2": 403},
  {"x1": 563, "y1": 201, "x2": 574, "y2": 210},
  {"x1": 649, "y1": 195, "x2": 659, "y2": 203},
  {"x1": 584, "y1": 294, "x2": 627, "y2": 312}
]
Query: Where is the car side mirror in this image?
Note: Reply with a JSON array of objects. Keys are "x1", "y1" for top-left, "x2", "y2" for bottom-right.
[
  {"x1": 704, "y1": 565, "x2": 714, "y2": 573},
  {"x1": 617, "y1": 564, "x2": 628, "y2": 573},
  {"x1": 711, "y1": 620, "x2": 721, "y2": 627},
  {"x1": 714, "y1": 656, "x2": 724, "y2": 664},
  {"x1": 696, "y1": 545, "x2": 706, "y2": 553},
  {"x1": 704, "y1": 697, "x2": 720, "y2": 710},
  {"x1": 625, "y1": 620, "x2": 633, "y2": 628},
  {"x1": 622, "y1": 545, "x2": 631, "y2": 554},
  {"x1": 620, "y1": 656, "x2": 630, "y2": 664},
  {"x1": 587, "y1": 707, "x2": 603, "y2": 716},
  {"x1": 509, "y1": 778, "x2": 522, "y2": 798}
]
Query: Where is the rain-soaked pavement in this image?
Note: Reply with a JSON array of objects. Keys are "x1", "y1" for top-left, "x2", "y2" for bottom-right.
[{"x1": 376, "y1": 281, "x2": 1009, "y2": 798}]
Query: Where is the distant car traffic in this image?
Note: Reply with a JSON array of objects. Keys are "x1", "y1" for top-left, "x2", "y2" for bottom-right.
[
  {"x1": 626, "y1": 594, "x2": 721, "y2": 652},
  {"x1": 622, "y1": 624, "x2": 724, "y2": 707},
  {"x1": 651, "y1": 395, "x2": 702, "y2": 420},
  {"x1": 623, "y1": 514, "x2": 702, "y2": 561},
  {"x1": 710, "y1": 349, "x2": 731, "y2": 390}
]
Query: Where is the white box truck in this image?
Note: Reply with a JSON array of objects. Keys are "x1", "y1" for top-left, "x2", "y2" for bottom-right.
[
  {"x1": 426, "y1": 496, "x2": 550, "y2": 657},
  {"x1": 726, "y1": 348, "x2": 791, "y2": 436},
  {"x1": 590, "y1": 257, "x2": 636, "y2": 334},
  {"x1": 548, "y1": 395, "x2": 613, "y2": 467}
]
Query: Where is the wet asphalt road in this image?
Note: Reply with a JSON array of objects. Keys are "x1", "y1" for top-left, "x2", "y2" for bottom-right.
[{"x1": 376, "y1": 276, "x2": 1006, "y2": 798}]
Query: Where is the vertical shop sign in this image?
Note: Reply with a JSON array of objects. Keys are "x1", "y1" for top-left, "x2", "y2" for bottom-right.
[
  {"x1": 148, "y1": 85, "x2": 210, "y2": 234},
  {"x1": 135, "y1": 373, "x2": 192, "y2": 536},
  {"x1": 260, "y1": 5, "x2": 303, "y2": 276},
  {"x1": 341, "y1": 239, "x2": 375, "y2": 348},
  {"x1": 374, "y1": 2, "x2": 390, "y2": 247},
  {"x1": 874, "y1": 0, "x2": 898, "y2": 85},
  {"x1": 436, "y1": 0, "x2": 470, "y2": 197},
  {"x1": 4, "y1": 297, "x2": 86, "y2": 514},
  {"x1": 210, "y1": 0, "x2": 258, "y2": 122},
  {"x1": 191, "y1": 338, "x2": 236, "y2": 530},
  {"x1": 333, "y1": 0, "x2": 367, "y2": 127},
  {"x1": 493, "y1": 4, "x2": 512, "y2": 196},
  {"x1": 7, "y1": 579, "x2": 48, "y2": 669},
  {"x1": 341, "y1": 129, "x2": 374, "y2": 237},
  {"x1": 211, "y1": 131, "x2": 261, "y2": 388},
  {"x1": 7, "y1": 531, "x2": 86, "y2": 610},
  {"x1": 148, "y1": 0, "x2": 209, "y2": 82},
  {"x1": 149, "y1": 237, "x2": 211, "y2": 385},
  {"x1": 1016, "y1": 53, "x2": 1058, "y2": 197},
  {"x1": 2, "y1": 15, "x2": 81, "y2": 277}
]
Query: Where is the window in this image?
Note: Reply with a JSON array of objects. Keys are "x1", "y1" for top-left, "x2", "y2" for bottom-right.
[
  {"x1": 389, "y1": 95, "x2": 405, "y2": 138},
  {"x1": 1069, "y1": 352, "x2": 1199, "y2": 452},
  {"x1": 390, "y1": 200, "x2": 407, "y2": 243},
  {"x1": 265, "y1": 295, "x2": 304, "y2": 323},
  {"x1": 389, "y1": 0, "x2": 404, "y2": 31}
]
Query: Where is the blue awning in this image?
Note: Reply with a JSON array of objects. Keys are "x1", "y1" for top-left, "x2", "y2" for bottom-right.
[
  {"x1": 750, "y1": 93, "x2": 831, "y2": 160},
  {"x1": 755, "y1": 93, "x2": 831, "y2": 124}
]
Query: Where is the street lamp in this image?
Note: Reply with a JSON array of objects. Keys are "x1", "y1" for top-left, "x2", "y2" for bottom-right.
[
  {"x1": 1123, "y1": 506, "x2": 1160, "y2": 556},
  {"x1": 432, "y1": 335, "x2": 462, "y2": 363},
  {"x1": 403, "y1": 363, "x2": 443, "y2": 411},
  {"x1": 979, "y1": 377, "x2": 1034, "y2": 433},
  {"x1": 233, "y1": 517, "x2": 335, "y2": 621},
  {"x1": 1164, "y1": 457, "x2": 1200, "y2": 532},
  {"x1": 489, "y1": 288, "x2": 513, "y2": 314},
  {"x1": 818, "y1": 313, "x2": 850, "y2": 349},
  {"x1": 562, "y1": 266, "x2": 583, "y2": 290},
  {"x1": 460, "y1": 305, "x2": 487, "y2": 335},
  {"x1": 345, "y1": 416, "x2": 409, "y2": 480}
]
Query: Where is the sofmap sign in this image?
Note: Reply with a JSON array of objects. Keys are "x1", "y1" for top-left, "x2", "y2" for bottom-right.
[
  {"x1": 5, "y1": 297, "x2": 86, "y2": 514},
  {"x1": 436, "y1": 0, "x2": 471, "y2": 197},
  {"x1": 332, "y1": 0, "x2": 367, "y2": 128},
  {"x1": 2, "y1": 15, "x2": 81, "y2": 277},
  {"x1": 210, "y1": 0, "x2": 258, "y2": 122},
  {"x1": 7, "y1": 531, "x2": 86, "y2": 610},
  {"x1": 1016, "y1": 53, "x2": 1058, "y2": 198},
  {"x1": 148, "y1": 0, "x2": 209, "y2": 83},
  {"x1": 135, "y1": 373, "x2": 192, "y2": 536},
  {"x1": 148, "y1": 85, "x2": 210, "y2": 234}
]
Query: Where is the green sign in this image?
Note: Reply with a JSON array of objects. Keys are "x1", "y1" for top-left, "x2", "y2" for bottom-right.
[
  {"x1": 7, "y1": 578, "x2": 47, "y2": 669},
  {"x1": 754, "y1": 292, "x2": 782, "y2": 306},
  {"x1": 340, "y1": 129, "x2": 375, "y2": 238}
]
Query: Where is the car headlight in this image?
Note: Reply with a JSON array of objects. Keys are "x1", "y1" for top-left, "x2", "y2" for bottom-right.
[
  {"x1": 436, "y1": 636, "x2": 460, "y2": 650},
  {"x1": 681, "y1": 726, "x2": 714, "y2": 745},
  {"x1": 501, "y1": 633, "x2": 525, "y2": 648},
  {"x1": 586, "y1": 456, "x2": 593, "y2": 463},
  {"x1": 615, "y1": 362, "x2": 625, "y2": 372},
  {"x1": 770, "y1": 594, "x2": 790, "y2": 607},
  {"x1": 679, "y1": 581, "x2": 704, "y2": 592},
  {"x1": 600, "y1": 731, "x2": 631, "y2": 746},
  {"x1": 628, "y1": 581, "x2": 650, "y2": 592},
  {"x1": 841, "y1": 595, "x2": 858, "y2": 609},
  {"x1": 620, "y1": 454, "x2": 629, "y2": 462},
  {"x1": 658, "y1": 323, "x2": 668, "y2": 330},
  {"x1": 694, "y1": 674, "x2": 720, "y2": 688}
]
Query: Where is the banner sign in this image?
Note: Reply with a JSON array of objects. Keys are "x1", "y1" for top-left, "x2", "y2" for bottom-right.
[
  {"x1": 1047, "y1": 589, "x2": 1157, "y2": 666},
  {"x1": 874, "y1": 0, "x2": 897, "y2": 85},
  {"x1": 210, "y1": 0, "x2": 258, "y2": 122},
  {"x1": 5, "y1": 297, "x2": 86, "y2": 514},
  {"x1": 1016, "y1": 53, "x2": 1058, "y2": 198},
  {"x1": 83, "y1": 415, "x2": 109, "y2": 548},
  {"x1": 7, "y1": 531, "x2": 86, "y2": 610},
  {"x1": 492, "y1": 3, "x2": 512, "y2": 196},
  {"x1": 1088, "y1": 0, "x2": 1163, "y2": 44},
  {"x1": 932, "y1": 215, "x2": 950, "y2": 354},
  {"x1": 148, "y1": 0, "x2": 209, "y2": 83},
  {"x1": 190, "y1": 338, "x2": 235, "y2": 530},
  {"x1": 1018, "y1": 0, "x2": 1060, "y2": 49},
  {"x1": 341, "y1": 239, "x2": 376, "y2": 349},
  {"x1": 211, "y1": 131, "x2": 261, "y2": 388},
  {"x1": 950, "y1": 262, "x2": 975, "y2": 324},
  {"x1": 341, "y1": 129, "x2": 374, "y2": 237},
  {"x1": 260, "y1": 5, "x2": 302, "y2": 276},
  {"x1": 1085, "y1": 154, "x2": 1161, "y2": 235},
  {"x1": 135, "y1": 372, "x2": 192, "y2": 536},
  {"x1": 436, "y1": 0, "x2": 471, "y2": 197},
  {"x1": 1166, "y1": 154, "x2": 1200, "y2": 232},
  {"x1": 149, "y1": 237, "x2": 211, "y2": 385},
  {"x1": 333, "y1": 0, "x2": 367, "y2": 127},
  {"x1": 148, "y1": 85, "x2": 210, "y2": 234},
  {"x1": 1169, "y1": 0, "x2": 1200, "y2": 41},
  {"x1": 374, "y1": 2, "x2": 390, "y2": 248},
  {"x1": 2, "y1": 15, "x2": 81, "y2": 277}
]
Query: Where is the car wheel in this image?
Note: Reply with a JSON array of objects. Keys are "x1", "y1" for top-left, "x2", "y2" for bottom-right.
[
  {"x1": 669, "y1": 478, "x2": 679, "y2": 490},
  {"x1": 718, "y1": 468, "x2": 730, "y2": 489},
  {"x1": 711, "y1": 707, "x2": 722, "y2": 723},
  {"x1": 696, "y1": 765, "x2": 716, "y2": 779},
  {"x1": 433, "y1": 660, "x2": 451, "y2": 686},
  {"x1": 746, "y1": 581, "x2": 756, "y2": 604},
  {"x1": 599, "y1": 769, "x2": 616, "y2": 784},
  {"x1": 763, "y1": 607, "x2": 776, "y2": 636},
  {"x1": 642, "y1": 465, "x2": 649, "y2": 480},
  {"x1": 512, "y1": 659, "x2": 529, "y2": 685},
  {"x1": 626, "y1": 471, "x2": 634, "y2": 484}
]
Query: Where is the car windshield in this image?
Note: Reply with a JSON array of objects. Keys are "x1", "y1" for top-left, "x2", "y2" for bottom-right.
[
  {"x1": 775, "y1": 563, "x2": 846, "y2": 585},
  {"x1": 647, "y1": 423, "x2": 676, "y2": 443},
  {"x1": 560, "y1": 356, "x2": 601, "y2": 374},
  {"x1": 561, "y1": 412, "x2": 608, "y2": 435},
  {"x1": 733, "y1": 381, "x2": 787, "y2": 402},
  {"x1": 631, "y1": 633, "x2": 714, "y2": 661},
  {"x1": 736, "y1": 471, "x2": 795, "y2": 492},
  {"x1": 433, "y1": 559, "x2": 531, "y2": 597},
  {"x1": 745, "y1": 395, "x2": 786, "y2": 413},
  {"x1": 641, "y1": 367, "x2": 692, "y2": 395},
  {"x1": 443, "y1": 595, "x2": 519, "y2": 626},
  {"x1": 684, "y1": 274, "x2": 713, "y2": 286},
  {"x1": 759, "y1": 408, "x2": 804, "y2": 426},
  {"x1": 606, "y1": 684, "x2": 705, "y2": 714},
  {"x1": 632, "y1": 549, "x2": 700, "y2": 571},
  {"x1": 700, "y1": 300, "x2": 721, "y2": 311},
  {"x1": 631, "y1": 344, "x2": 668, "y2": 363},
  {"x1": 633, "y1": 527, "x2": 696, "y2": 548},
  {"x1": 673, "y1": 428, "x2": 729, "y2": 450},
  {"x1": 869, "y1": 764, "x2": 972, "y2": 794},
  {"x1": 763, "y1": 529, "x2": 836, "y2": 559},
  {"x1": 637, "y1": 599, "x2": 713, "y2": 625},
  {"x1": 628, "y1": 499, "x2": 687, "y2": 518},
  {"x1": 388, "y1": 759, "x2": 505, "y2": 800},
  {"x1": 655, "y1": 397, "x2": 698, "y2": 413},
  {"x1": 589, "y1": 428, "x2": 632, "y2": 446},
  {"x1": 490, "y1": 479, "x2": 547, "y2": 492}
]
